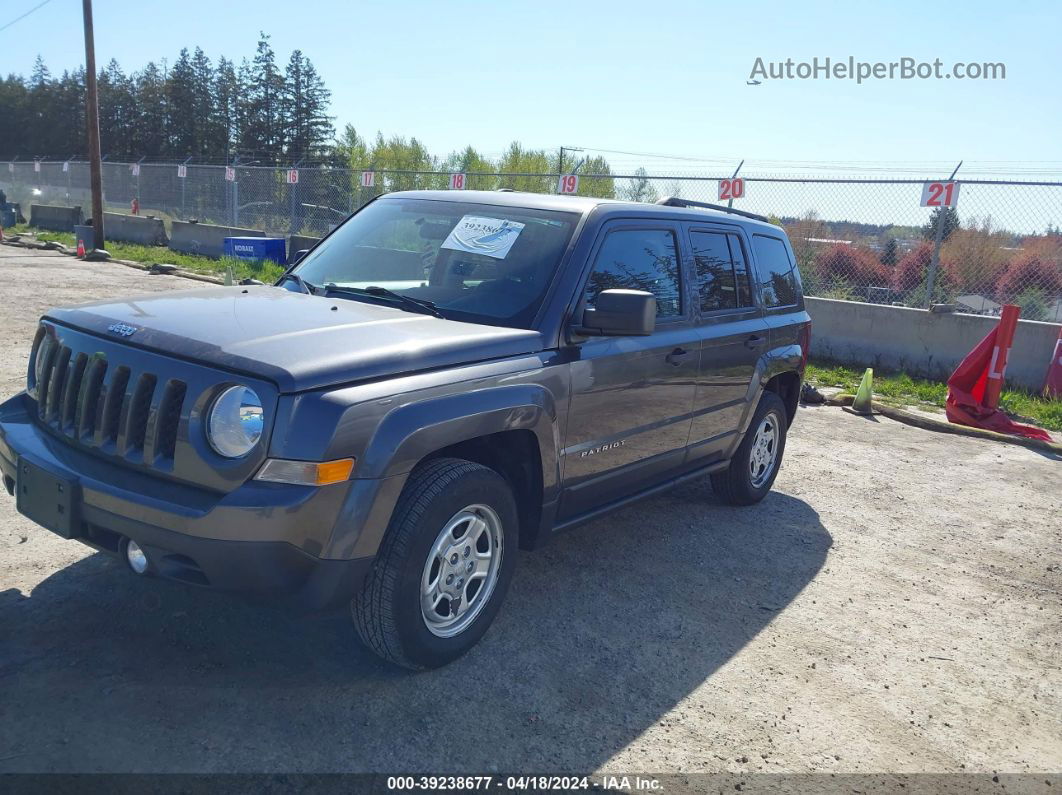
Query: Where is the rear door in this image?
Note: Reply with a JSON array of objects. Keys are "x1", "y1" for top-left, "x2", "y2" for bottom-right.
[
  {"x1": 560, "y1": 221, "x2": 699, "y2": 519},
  {"x1": 684, "y1": 225, "x2": 770, "y2": 464}
]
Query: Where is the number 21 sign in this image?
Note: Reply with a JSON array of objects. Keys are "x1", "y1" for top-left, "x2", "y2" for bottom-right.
[{"x1": 921, "y1": 181, "x2": 959, "y2": 208}]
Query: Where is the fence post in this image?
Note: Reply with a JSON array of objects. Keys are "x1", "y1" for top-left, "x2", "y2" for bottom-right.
[
  {"x1": 924, "y1": 160, "x2": 963, "y2": 308},
  {"x1": 231, "y1": 157, "x2": 239, "y2": 227},
  {"x1": 180, "y1": 156, "x2": 192, "y2": 220}
]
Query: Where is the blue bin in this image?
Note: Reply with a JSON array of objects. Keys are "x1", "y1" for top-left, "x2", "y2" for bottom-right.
[
  {"x1": 223, "y1": 237, "x2": 286, "y2": 265},
  {"x1": 0, "y1": 204, "x2": 16, "y2": 229}
]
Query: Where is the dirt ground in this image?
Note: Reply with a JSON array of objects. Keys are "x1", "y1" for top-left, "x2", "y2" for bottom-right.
[{"x1": 0, "y1": 244, "x2": 1059, "y2": 776}]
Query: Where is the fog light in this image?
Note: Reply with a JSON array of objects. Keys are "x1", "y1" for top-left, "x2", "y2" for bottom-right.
[{"x1": 125, "y1": 539, "x2": 149, "y2": 574}]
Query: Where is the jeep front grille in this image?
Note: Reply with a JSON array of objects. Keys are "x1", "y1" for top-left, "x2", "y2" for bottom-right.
[{"x1": 33, "y1": 334, "x2": 186, "y2": 465}]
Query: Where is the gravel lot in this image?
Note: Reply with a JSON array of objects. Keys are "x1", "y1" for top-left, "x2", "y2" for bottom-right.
[{"x1": 0, "y1": 245, "x2": 1059, "y2": 776}]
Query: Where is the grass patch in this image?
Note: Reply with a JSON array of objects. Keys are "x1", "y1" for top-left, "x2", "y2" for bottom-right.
[
  {"x1": 10, "y1": 224, "x2": 285, "y2": 283},
  {"x1": 806, "y1": 360, "x2": 1062, "y2": 431}
]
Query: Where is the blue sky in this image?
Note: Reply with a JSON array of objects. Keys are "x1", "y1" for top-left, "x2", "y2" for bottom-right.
[{"x1": 2, "y1": 0, "x2": 1060, "y2": 173}]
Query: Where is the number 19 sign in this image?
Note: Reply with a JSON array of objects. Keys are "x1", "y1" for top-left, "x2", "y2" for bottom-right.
[
  {"x1": 558, "y1": 174, "x2": 579, "y2": 194},
  {"x1": 921, "y1": 181, "x2": 959, "y2": 208}
]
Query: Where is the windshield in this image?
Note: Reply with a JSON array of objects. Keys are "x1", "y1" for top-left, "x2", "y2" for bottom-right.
[{"x1": 291, "y1": 197, "x2": 580, "y2": 327}]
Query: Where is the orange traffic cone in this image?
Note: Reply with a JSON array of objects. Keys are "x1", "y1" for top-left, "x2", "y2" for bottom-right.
[{"x1": 76, "y1": 238, "x2": 86, "y2": 257}]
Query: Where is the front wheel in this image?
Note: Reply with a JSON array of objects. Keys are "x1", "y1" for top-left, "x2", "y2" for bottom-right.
[
  {"x1": 710, "y1": 391, "x2": 788, "y2": 506},
  {"x1": 352, "y1": 458, "x2": 518, "y2": 670}
]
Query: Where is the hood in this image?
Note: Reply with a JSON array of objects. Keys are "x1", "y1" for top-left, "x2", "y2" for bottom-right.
[{"x1": 45, "y1": 286, "x2": 544, "y2": 392}]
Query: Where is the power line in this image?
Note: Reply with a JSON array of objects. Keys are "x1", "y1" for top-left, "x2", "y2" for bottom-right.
[{"x1": 0, "y1": 0, "x2": 53, "y2": 34}]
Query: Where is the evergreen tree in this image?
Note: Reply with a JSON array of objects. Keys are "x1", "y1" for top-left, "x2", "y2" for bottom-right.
[
  {"x1": 132, "y1": 62, "x2": 168, "y2": 158},
  {"x1": 921, "y1": 206, "x2": 959, "y2": 242},
  {"x1": 282, "y1": 50, "x2": 333, "y2": 161},
  {"x1": 213, "y1": 57, "x2": 241, "y2": 160},
  {"x1": 190, "y1": 48, "x2": 216, "y2": 158},
  {"x1": 166, "y1": 49, "x2": 197, "y2": 157},
  {"x1": 880, "y1": 237, "x2": 899, "y2": 267},
  {"x1": 241, "y1": 33, "x2": 286, "y2": 159}
]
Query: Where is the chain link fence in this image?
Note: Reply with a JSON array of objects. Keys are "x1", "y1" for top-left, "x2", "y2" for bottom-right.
[{"x1": 3, "y1": 160, "x2": 1061, "y2": 321}]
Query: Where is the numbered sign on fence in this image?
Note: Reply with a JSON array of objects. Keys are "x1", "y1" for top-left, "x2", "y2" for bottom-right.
[
  {"x1": 177, "y1": 164, "x2": 187, "y2": 178},
  {"x1": 920, "y1": 181, "x2": 959, "y2": 208},
  {"x1": 361, "y1": 171, "x2": 375, "y2": 188},
  {"x1": 449, "y1": 173, "x2": 467, "y2": 190},
  {"x1": 62, "y1": 161, "x2": 69, "y2": 173},
  {"x1": 33, "y1": 161, "x2": 40, "y2": 173},
  {"x1": 7, "y1": 163, "x2": 12, "y2": 173},
  {"x1": 558, "y1": 174, "x2": 579, "y2": 194},
  {"x1": 225, "y1": 166, "x2": 236, "y2": 182},
  {"x1": 718, "y1": 178, "x2": 745, "y2": 200},
  {"x1": 131, "y1": 163, "x2": 140, "y2": 176},
  {"x1": 287, "y1": 169, "x2": 299, "y2": 185}
]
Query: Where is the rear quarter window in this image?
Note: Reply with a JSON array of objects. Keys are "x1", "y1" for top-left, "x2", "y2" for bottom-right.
[{"x1": 752, "y1": 235, "x2": 801, "y2": 308}]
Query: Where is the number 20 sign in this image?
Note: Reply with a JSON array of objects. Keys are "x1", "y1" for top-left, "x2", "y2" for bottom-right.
[
  {"x1": 718, "y1": 178, "x2": 745, "y2": 200},
  {"x1": 921, "y1": 181, "x2": 959, "y2": 208}
]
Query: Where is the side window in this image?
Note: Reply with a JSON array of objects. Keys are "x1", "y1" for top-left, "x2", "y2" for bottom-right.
[
  {"x1": 585, "y1": 229, "x2": 682, "y2": 319},
  {"x1": 691, "y1": 231, "x2": 736, "y2": 312},
  {"x1": 727, "y1": 234, "x2": 754, "y2": 308},
  {"x1": 752, "y1": 235, "x2": 799, "y2": 308}
]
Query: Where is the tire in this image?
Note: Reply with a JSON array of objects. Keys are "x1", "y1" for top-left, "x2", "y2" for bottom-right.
[
  {"x1": 710, "y1": 391, "x2": 788, "y2": 506},
  {"x1": 352, "y1": 457, "x2": 518, "y2": 670}
]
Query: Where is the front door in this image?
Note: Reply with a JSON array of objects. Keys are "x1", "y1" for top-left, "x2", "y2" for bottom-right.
[{"x1": 560, "y1": 222, "x2": 699, "y2": 519}]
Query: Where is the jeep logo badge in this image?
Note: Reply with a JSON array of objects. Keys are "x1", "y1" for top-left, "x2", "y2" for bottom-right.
[{"x1": 107, "y1": 323, "x2": 138, "y2": 337}]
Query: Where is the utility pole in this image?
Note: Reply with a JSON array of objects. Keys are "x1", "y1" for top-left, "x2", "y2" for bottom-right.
[{"x1": 82, "y1": 0, "x2": 105, "y2": 250}]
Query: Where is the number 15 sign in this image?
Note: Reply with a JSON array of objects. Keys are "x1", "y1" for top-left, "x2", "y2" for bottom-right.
[{"x1": 921, "y1": 181, "x2": 959, "y2": 208}]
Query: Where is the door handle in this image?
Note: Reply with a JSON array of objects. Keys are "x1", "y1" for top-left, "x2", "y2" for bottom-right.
[
  {"x1": 665, "y1": 347, "x2": 690, "y2": 366},
  {"x1": 744, "y1": 335, "x2": 767, "y2": 349}
]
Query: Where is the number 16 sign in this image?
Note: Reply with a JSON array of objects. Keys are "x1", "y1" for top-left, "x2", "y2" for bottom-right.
[{"x1": 921, "y1": 181, "x2": 959, "y2": 208}]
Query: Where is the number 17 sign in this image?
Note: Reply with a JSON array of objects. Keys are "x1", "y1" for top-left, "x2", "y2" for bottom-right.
[{"x1": 921, "y1": 181, "x2": 959, "y2": 208}]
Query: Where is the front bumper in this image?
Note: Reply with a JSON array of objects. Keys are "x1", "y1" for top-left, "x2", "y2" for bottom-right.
[{"x1": 0, "y1": 393, "x2": 374, "y2": 610}]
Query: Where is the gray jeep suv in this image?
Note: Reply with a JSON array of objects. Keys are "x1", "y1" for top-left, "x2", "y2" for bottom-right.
[{"x1": 0, "y1": 190, "x2": 810, "y2": 669}]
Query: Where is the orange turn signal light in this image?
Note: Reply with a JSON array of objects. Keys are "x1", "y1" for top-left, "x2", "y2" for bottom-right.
[{"x1": 255, "y1": 457, "x2": 355, "y2": 486}]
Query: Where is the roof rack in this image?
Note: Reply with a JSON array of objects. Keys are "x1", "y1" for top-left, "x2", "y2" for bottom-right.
[{"x1": 654, "y1": 197, "x2": 769, "y2": 223}]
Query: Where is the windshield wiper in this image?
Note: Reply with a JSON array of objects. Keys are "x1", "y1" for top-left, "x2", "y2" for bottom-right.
[
  {"x1": 322, "y1": 284, "x2": 444, "y2": 318},
  {"x1": 276, "y1": 272, "x2": 319, "y2": 295}
]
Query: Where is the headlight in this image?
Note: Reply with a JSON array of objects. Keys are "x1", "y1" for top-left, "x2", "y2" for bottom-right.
[{"x1": 207, "y1": 386, "x2": 264, "y2": 458}]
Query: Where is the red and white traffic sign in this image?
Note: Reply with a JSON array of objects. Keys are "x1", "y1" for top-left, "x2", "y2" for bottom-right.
[
  {"x1": 921, "y1": 181, "x2": 959, "y2": 208},
  {"x1": 177, "y1": 164, "x2": 187, "y2": 178},
  {"x1": 287, "y1": 168, "x2": 299, "y2": 185},
  {"x1": 449, "y1": 173, "x2": 467, "y2": 190},
  {"x1": 225, "y1": 166, "x2": 235, "y2": 182},
  {"x1": 558, "y1": 174, "x2": 579, "y2": 194},
  {"x1": 131, "y1": 163, "x2": 140, "y2": 176},
  {"x1": 361, "y1": 171, "x2": 375, "y2": 188},
  {"x1": 718, "y1": 177, "x2": 745, "y2": 200}
]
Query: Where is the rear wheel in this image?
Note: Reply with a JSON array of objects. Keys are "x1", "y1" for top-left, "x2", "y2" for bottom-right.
[
  {"x1": 352, "y1": 457, "x2": 518, "y2": 670},
  {"x1": 711, "y1": 391, "x2": 788, "y2": 506}
]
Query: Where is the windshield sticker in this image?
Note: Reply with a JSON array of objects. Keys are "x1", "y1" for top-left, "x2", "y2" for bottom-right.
[{"x1": 441, "y1": 216, "x2": 526, "y2": 259}]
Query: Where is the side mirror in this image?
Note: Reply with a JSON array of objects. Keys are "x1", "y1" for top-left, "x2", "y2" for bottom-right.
[
  {"x1": 577, "y1": 289, "x2": 657, "y2": 336},
  {"x1": 291, "y1": 249, "x2": 310, "y2": 264}
]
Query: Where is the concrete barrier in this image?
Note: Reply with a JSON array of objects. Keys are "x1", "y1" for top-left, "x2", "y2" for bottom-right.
[
  {"x1": 30, "y1": 204, "x2": 82, "y2": 232},
  {"x1": 805, "y1": 296, "x2": 1061, "y2": 391},
  {"x1": 287, "y1": 234, "x2": 322, "y2": 263},
  {"x1": 103, "y1": 212, "x2": 167, "y2": 246},
  {"x1": 169, "y1": 221, "x2": 264, "y2": 258}
]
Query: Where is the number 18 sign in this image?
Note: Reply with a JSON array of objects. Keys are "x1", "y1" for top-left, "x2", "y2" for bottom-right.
[{"x1": 921, "y1": 181, "x2": 959, "y2": 208}]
